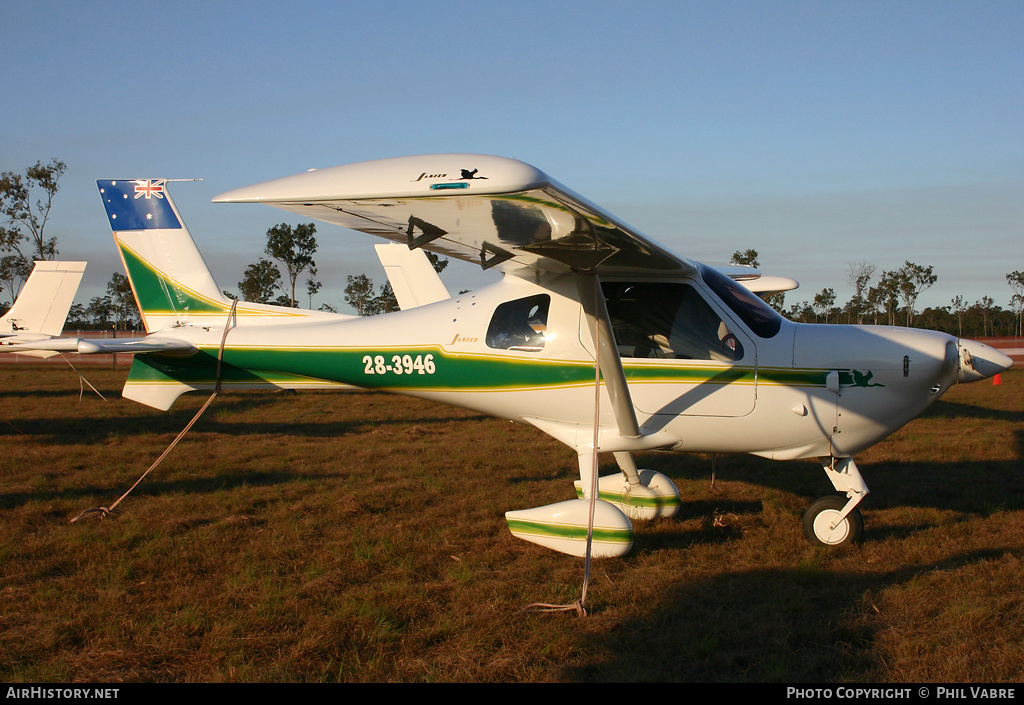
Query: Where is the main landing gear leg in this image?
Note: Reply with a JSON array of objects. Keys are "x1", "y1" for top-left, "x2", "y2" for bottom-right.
[
  {"x1": 573, "y1": 451, "x2": 680, "y2": 521},
  {"x1": 802, "y1": 457, "x2": 869, "y2": 546}
]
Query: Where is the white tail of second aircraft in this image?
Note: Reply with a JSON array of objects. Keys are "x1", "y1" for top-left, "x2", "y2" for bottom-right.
[
  {"x1": 0, "y1": 261, "x2": 86, "y2": 339},
  {"x1": 375, "y1": 243, "x2": 451, "y2": 309}
]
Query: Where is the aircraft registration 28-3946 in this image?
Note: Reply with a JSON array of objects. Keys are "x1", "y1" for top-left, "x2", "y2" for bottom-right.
[{"x1": 22, "y1": 155, "x2": 1012, "y2": 559}]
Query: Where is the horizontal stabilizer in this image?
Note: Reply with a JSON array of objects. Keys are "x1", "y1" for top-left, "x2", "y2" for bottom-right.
[
  {"x1": 7, "y1": 336, "x2": 196, "y2": 355},
  {"x1": 122, "y1": 354, "x2": 354, "y2": 410}
]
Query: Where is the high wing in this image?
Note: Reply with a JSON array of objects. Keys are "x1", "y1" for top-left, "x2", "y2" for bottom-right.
[
  {"x1": 215, "y1": 154, "x2": 694, "y2": 439},
  {"x1": 740, "y1": 275, "x2": 800, "y2": 296},
  {"x1": 213, "y1": 154, "x2": 696, "y2": 279}
]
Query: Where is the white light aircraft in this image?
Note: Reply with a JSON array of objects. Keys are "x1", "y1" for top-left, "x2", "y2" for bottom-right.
[
  {"x1": 27, "y1": 159, "x2": 1013, "y2": 558},
  {"x1": 1, "y1": 261, "x2": 86, "y2": 358}
]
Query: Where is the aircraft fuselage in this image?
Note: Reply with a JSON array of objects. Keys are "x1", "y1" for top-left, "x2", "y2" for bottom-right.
[{"x1": 128, "y1": 266, "x2": 985, "y2": 463}]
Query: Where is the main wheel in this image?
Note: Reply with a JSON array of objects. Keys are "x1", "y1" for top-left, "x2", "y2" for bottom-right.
[{"x1": 802, "y1": 496, "x2": 863, "y2": 546}]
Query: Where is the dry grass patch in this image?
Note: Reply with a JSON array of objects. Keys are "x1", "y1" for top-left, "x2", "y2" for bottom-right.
[{"x1": 1, "y1": 365, "x2": 1022, "y2": 682}]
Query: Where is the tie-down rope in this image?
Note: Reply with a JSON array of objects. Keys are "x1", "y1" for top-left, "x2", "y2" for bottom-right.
[
  {"x1": 523, "y1": 279, "x2": 603, "y2": 617},
  {"x1": 71, "y1": 301, "x2": 237, "y2": 523},
  {"x1": 59, "y1": 354, "x2": 107, "y2": 401}
]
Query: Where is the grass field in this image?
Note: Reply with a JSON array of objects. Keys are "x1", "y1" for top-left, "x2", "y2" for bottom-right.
[{"x1": 1, "y1": 364, "x2": 1022, "y2": 683}]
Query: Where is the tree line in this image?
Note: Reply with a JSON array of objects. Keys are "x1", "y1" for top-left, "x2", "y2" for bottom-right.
[
  {"x1": 732, "y1": 250, "x2": 1024, "y2": 339},
  {"x1": 227, "y1": 222, "x2": 450, "y2": 316},
  {"x1": 2, "y1": 159, "x2": 1021, "y2": 338}
]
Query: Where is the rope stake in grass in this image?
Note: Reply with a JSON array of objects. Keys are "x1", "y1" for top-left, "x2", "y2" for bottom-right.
[{"x1": 70, "y1": 301, "x2": 238, "y2": 523}]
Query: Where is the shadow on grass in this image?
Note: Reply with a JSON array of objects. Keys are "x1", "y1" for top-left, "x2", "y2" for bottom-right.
[
  {"x1": 920, "y1": 398, "x2": 1024, "y2": 422},
  {"x1": 1, "y1": 404, "x2": 494, "y2": 442},
  {"x1": 636, "y1": 499, "x2": 765, "y2": 551},
  {"x1": 0, "y1": 389, "x2": 128, "y2": 400},
  {"x1": 638, "y1": 426, "x2": 1024, "y2": 518},
  {"x1": 563, "y1": 547, "x2": 1016, "y2": 682},
  {"x1": 0, "y1": 469, "x2": 318, "y2": 510}
]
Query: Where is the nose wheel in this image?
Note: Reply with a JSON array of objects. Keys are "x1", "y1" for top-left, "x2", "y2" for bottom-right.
[
  {"x1": 802, "y1": 457, "x2": 869, "y2": 547},
  {"x1": 802, "y1": 495, "x2": 863, "y2": 546}
]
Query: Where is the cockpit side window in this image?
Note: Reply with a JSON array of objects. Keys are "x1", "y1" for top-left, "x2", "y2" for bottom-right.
[
  {"x1": 486, "y1": 294, "x2": 550, "y2": 352},
  {"x1": 602, "y1": 282, "x2": 744, "y2": 361},
  {"x1": 699, "y1": 265, "x2": 783, "y2": 338}
]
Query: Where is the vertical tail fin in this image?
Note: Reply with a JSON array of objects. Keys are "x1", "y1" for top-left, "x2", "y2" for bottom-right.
[
  {"x1": 97, "y1": 179, "x2": 349, "y2": 411},
  {"x1": 98, "y1": 179, "x2": 232, "y2": 331},
  {"x1": 0, "y1": 261, "x2": 86, "y2": 338},
  {"x1": 374, "y1": 243, "x2": 451, "y2": 309}
]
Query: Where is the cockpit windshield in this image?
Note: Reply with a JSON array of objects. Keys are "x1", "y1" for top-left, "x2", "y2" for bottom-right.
[{"x1": 700, "y1": 265, "x2": 783, "y2": 338}]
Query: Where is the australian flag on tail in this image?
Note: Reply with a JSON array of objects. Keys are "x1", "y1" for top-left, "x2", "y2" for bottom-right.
[{"x1": 97, "y1": 179, "x2": 181, "y2": 230}]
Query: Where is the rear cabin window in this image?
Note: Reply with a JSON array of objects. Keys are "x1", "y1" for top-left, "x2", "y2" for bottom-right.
[
  {"x1": 486, "y1": 295, "x2": 550, "y2": 352},
  {"x1": 602, "y1": 282, "x2": 744, "y2": 361}
]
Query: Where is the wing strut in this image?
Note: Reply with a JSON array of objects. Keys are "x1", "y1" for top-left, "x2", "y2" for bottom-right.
[{"x1": 575, "y1": 272, "x2": 641, "y2": 439}]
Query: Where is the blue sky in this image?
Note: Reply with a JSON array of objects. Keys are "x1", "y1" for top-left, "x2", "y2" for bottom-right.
[{"x1": 3, "y1": 1, "x2": 1022, "y2": 314}]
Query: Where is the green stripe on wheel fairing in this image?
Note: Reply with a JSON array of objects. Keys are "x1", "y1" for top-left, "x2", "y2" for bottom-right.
[
  {"x1": 505, "y1": 519, "x2": 634, "y2": 545},
  {"x1": 574, "y1": 486, "x2": 681, "y2": 510}
]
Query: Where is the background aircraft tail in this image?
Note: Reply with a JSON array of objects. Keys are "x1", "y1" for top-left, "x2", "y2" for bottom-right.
[
  {"x1": 0, "y1": 261, "x2": 86, "y2": 338},
  {"x1": 375, "y1": 243, "x2": 451, "y2": 309}
]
